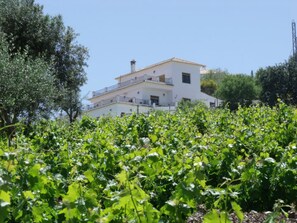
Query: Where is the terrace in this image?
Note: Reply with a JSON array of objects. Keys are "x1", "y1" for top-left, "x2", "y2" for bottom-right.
[
  {"x1": 92, "y1": 75, "x2": 173, "y2": 98},
  {"x1": 85, "y1": 95, "x2": 176, "y2": 111}
]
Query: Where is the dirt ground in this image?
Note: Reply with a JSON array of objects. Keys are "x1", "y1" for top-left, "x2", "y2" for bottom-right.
[{"x1": 187, "y1": 206, "x2": 297, "y2": 223}]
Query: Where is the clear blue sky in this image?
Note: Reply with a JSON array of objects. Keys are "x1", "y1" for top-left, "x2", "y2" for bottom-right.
[{"x1": 36, "y1": 0, "x2": 296, "y2": 100}]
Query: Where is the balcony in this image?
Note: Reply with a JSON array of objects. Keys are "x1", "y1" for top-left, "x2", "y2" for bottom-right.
[
  {"x1": 85, "y1": 96, "x2": 149, "y2": 111},
  {"x1": 84, "y1": 95, "x2": 176, "y2": 111},
  {"x1": 92, "y1": 75, "x2": 173, "y2": 98}
]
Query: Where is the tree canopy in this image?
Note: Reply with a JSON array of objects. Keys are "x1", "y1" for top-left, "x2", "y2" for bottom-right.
[
  {"x1": 215, "y1": 74, "x2": 258, "y2": 110},
  {"x1": 0, "y1": 35, "x2": 56, "y2": 137},
  {"x1": 201, "y1": 79, "x2": 217, "y2": 96},
  {"x1": 0, "y1": 0, "x2": 89, "y2": 122},
  {"x1": 200, "y1": 69, "x2": 228, "y2": 96},
  {"x1": 201, "y1": 69, "x2": 228, "y2": 85},
  {"x1": 256, "y1": 56, "x2": 297, "y2": 106}
]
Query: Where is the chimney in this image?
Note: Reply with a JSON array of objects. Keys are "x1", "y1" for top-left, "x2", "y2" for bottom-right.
[{"x1": 130, "y1": 59, "x2": 136, "y2": 73}]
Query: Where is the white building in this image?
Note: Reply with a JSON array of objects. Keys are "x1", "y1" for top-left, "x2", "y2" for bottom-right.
[{"x1": 85, "y1": 57, "x2": 219, "y2": 117}]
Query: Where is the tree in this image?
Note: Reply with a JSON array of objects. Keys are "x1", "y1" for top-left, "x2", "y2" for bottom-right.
[
  {"x1": 201, "y1": 79, "x2": 217, "y2": 96},
  {"x1": 201, "y1": 68, "x2": 229, "y2": 85},
  {"x1": 216, "y1": 74, "x2": 258, "y2": 110},
  {"x1": 54, "y1": 27, "x2": 88, "y2": 122},
  {"x1": 256, "y1": 57, "x2": 297, "y2": 106},
  {"x1": 0, "y1": 0, "x2": 63, "y2": 60},
  {"x1": 0, "y1": 35, "x2": 56, "y2": 138},
  {"x1": 0, "y1": 0, "x2": 88, "y2": 122},
  {"x1": 200, "y1": 69, "x2": 228, "y2": 96}
]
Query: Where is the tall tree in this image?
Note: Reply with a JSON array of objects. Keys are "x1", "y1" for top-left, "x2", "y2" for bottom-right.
[
  {"x1": 0, "y1": 0, "x2": 63, "y2": 60},
  {"x1": 0, "y1": 0, "x2": 88, "y2": 122},
  {"x1": 54, "y1": 27, "x2": 88, "y2": 122},
  {"x1": 216, "y1": 74, "x2": 258, "y2": 110},
  {"x1": 256, "y1": 57, "x2": 297, "y2": 106},
  {"x1": 0, "y1": 35, "x2": 56, "y2": 137}
]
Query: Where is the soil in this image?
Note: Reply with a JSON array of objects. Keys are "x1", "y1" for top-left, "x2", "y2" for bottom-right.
[{"x1": 187, "y1": 206, "x2": 297, "y2": 223}]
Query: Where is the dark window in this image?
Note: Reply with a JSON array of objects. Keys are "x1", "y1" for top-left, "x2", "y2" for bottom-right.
[
  {"x1": 182, "y1": 73, "x2": 191, "y2": 84},
  {"x1": 210, "y1": 102, "x2": 216, "y2": 108},
  {"x1": 150, "y1": 95, "x2": 159, "y2": 105},
  {"x1": 182, "y1": 98, "x2": 191, "y2": 102},
  {"x1": 159, "y1": 74, "x2": 165, "y2": 82}
]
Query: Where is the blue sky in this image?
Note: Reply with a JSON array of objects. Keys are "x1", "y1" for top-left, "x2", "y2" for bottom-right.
[{"x1": 36, "y1": 0, "x2": 297, "y2": 100}]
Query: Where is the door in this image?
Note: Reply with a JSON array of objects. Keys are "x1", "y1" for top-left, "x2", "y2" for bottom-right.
[{"x1": 150, "y1": 95, "x2": 159, "y2": 105}]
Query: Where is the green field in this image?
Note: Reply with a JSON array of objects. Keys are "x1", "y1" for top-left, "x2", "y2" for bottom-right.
[{"x1": 1, "y1": 103, "x2": 297, "y2": 222}]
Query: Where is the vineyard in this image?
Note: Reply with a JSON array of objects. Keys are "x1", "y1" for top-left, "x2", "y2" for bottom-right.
[{"x1": 1, "y1": 103, "x2": 297, "y2": 222}]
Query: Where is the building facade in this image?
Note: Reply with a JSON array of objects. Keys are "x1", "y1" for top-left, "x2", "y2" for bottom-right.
[{"x1": 85, "y1": 57, "x2": 219, "y2": 117}]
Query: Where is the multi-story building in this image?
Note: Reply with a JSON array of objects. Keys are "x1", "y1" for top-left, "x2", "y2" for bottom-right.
[{"x1": 85, "y1": 57, "x2": 219, "y2": 117}]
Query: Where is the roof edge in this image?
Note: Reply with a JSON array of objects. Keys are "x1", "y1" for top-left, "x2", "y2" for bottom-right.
[{"x1": 115, "y1": 57, "x2": 206, "y2": 80}]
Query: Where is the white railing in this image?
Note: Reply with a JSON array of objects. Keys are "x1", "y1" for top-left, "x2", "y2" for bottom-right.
[
  {"x1": 85, "y1": 96, "x2": 150, "y2": 111},
  {"x1": 92, "y1": 75, "x2": 173, "y2": 97},
  {"x1": 84, "y1": 96, "x2": 177, "y2": 111}
]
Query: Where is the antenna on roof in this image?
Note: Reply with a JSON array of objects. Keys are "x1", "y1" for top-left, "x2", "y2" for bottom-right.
[{"x1": 292, "y1": 20, "x2": 297, "y2": 60}]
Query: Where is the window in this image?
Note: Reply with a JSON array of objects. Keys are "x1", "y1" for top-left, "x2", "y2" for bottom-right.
[
  {"x1": 150, "y1": 95, "x2": 159, "y2": 105},
  {"x1": 159, "y1": 74, "x2": 165, "y2": 82},
  {"x1": 182, "y1": 98, "x2": 191, "y2": 102},
  {"x1": 182, "y1": 73, "x2": 191, "y2": 84}
]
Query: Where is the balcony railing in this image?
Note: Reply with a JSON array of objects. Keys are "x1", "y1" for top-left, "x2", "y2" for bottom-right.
[
  {"x1": 85, "y1": 96, "x2": 149, "y2": 111},
  {"x1": 84, "y1": 95, "x2": 176, "y2": 111},
  {"x1": 92, "y1": 75, "x2": 173, "y2": 97}
]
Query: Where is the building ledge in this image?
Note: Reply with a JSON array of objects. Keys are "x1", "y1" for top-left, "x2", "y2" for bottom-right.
[{"x1": 91, "y1": 75, "x2": 173, "y2": 99}]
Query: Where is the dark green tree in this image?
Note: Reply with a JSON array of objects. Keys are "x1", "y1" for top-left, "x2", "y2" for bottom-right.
[
  {"x1": 0, "y1": 0, "x2": 89, "y2": 122},
  {"x1": 54, "y1": 27, "x2": 88, "y2": 122},
  {"x1": 0, "y1": 0, "x2": 63, "y2": 60},
  {"x1": 216, "y1": 74, "x2": 258, "y2": 110},
  {"x1": 256, "y1": 57, "x2": 297, "y2": 106},
  {"x1": 0, "y1": 35, "x2": 56, "y2": 138},
  {"x1": 201, "y1": 79, "x2": 217, "y2": 96}
]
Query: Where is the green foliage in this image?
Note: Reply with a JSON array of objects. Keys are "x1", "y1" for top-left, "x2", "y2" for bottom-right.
[
  {"x1": 0, "y1": 35, "x2": 56, "y2": 138},
  {"x1": 201, "y1": 69, "x2": 229, "y2": 85},
  {"x1": 0, "y1": 0, "x2": 89, "y2": 122},
  {"x1": 216, "y1": 74, "x2": 258, "y2": 110},
  {"x1": 256, "y1": 56, "x2": 297, "y2": 106},
  {"x1": 1, "y1": 104, "x2": 297, "y2": 222},
  {"x1": 201, "y1": 79, "x2": 218, "y2": 96}
]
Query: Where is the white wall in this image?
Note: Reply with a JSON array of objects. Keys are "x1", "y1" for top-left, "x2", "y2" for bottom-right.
[
  {"x1": 141, "y1": 88, "x2": 172, "y2": 106},
  {"x1": 85, "y1": 103, "x2": 152, "y2": 117},
  {"x1": 87, "y1": 59, "x2": 224, "y2": 118},
  {"x1": 118, "y1": 62, "x2": 173, "y2": 83},
  {"x1": 171, "y1": 62, "x2": 201, "y2": 102},
  {"x1": 199, "y1": 92, "x2": 222, "y2": 107},
  {"x1": 90, "y1": 84, "x2": 143, "y2": 104}
]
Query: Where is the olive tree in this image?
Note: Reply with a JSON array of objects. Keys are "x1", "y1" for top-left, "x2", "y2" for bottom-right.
[
  {"x1": 0, "y1": 0, "x2": 89, "y2": 122},
  {"x1": 216, "y1": 74, "x2": 258, "y2": 110},
  {"x1": 0, "y1": 36, "x2": 56, "y2": 137}
]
